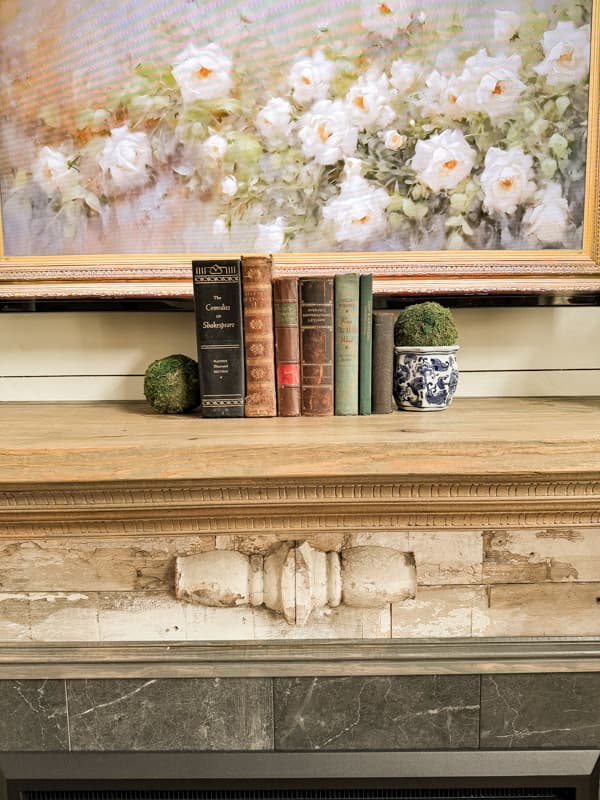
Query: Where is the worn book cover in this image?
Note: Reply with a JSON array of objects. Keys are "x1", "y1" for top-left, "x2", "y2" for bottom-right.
[
  {"x1": 192, "y1": 258, "x2": 244, "y2": 418},
  {"x1": 241, "y1": 255, "x2": 277, "y2": 417},
  {"x1": 273, "y1": 276, "x2": 301, "y2": 417},
  {"x1": 372, "y1": 310, "x2": 395, "y2": 414},
  {"x1": 334, "y1": 273, "x2": 360, "y2": 416},
  {"x1": 299, "y1": 277, "x2": 334, "y2": 416},
  {"x1": 359, "y1": 273, "x2": 374, "y2": 415}
]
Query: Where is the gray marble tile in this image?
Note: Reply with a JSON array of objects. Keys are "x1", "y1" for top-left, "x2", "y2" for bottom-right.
[
  {"x1": 274, "y1": 676, "x2": 480, "y2": 750},
  {"x1": 481, "y1": 673, "x2": 600, "y2": 747},
  {"x1": 0, "y1": 679, "x2": 69, "y2": 750},
  {"x1": 67, "y1": 678, "x2": 273, "y2": 751}
]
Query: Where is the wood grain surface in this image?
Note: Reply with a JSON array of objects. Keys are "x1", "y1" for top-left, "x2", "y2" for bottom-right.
[
  {"x1": 1, "y1": 397, "x2": 599, "y2": 483},
  {"x1": 2, "y1": 639, "x2": 600, "y2": 678}
]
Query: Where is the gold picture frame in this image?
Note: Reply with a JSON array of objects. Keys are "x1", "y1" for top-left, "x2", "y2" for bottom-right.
[{"x1": 0, "y1": 0, "x2": 598, "y2": 300}]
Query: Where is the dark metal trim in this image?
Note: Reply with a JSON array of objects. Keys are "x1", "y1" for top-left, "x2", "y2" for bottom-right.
[
  {"x1": 1, "y1": 292, "x2": 600, "y2": 312},
  {"x1": 0, "y1": 751, "x2": 599, "y2": 784}
]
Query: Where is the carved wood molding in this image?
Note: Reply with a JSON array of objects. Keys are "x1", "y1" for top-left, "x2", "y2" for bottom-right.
[
  {"x1": 2, "y1": 476, "x2": 599, "y2": 506},
  {"x1": 2, "y1": 510, "x2": 600, "y2": 538},
  {"x1": 1, "y1": 475, "x2": 599, "y2": 537},
  {"x1": 1, "y1": 638, "x2": 599, "y2": 678}
]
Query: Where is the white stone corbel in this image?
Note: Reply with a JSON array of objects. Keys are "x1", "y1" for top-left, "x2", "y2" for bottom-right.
[{"x1": 175, "y1": 541, "x2": 416, "y2": 626}]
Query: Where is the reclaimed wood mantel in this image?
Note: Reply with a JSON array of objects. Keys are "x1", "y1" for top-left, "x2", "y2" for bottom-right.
[
  {"x1": 0, "y1": 397, "x2": 599, "y2": 677},
  {"x1": 2, "y1": 397, "x2": 600, "y2": 535}
]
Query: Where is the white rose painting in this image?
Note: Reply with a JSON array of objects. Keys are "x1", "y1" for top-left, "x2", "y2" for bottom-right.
[
  {"x1": 0, "y1": 0, "x2": 593, "y2": 256},
  {"x1": 97, "y1": 126, "x2": 153, "y2": 193},
  {"x1": 172, "y1": 43, "x2": 233, "y2": 104}
]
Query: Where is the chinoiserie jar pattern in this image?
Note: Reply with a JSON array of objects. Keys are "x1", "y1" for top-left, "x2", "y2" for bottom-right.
[{"x1": 393, "y1": 345, "x2": 459, "y2": 411}]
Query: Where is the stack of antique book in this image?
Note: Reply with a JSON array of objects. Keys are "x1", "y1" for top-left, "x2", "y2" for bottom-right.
[{"x1": 192, "y1": 256, "x2": 394, "y2": 418}]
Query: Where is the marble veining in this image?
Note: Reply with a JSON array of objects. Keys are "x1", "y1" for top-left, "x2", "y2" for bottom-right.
[
  {"x1": 66, "y1": 678, "x2": 273, "y2": 751},
  {"x1": 480, "y1": 674, "x2": 600, "y2": 747},
  {"x1": 0, "y1": 680, "x2": 69, "y2": 750},
  {"x1": 69, "y1": 680, "x2": 158, "y2": 719},
  {"x1": 274, "y1": 675, "x2": 480, "y2": 750}
]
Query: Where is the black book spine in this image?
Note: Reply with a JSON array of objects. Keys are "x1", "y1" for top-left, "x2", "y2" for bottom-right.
[{"x1": 192, "y1": 259, "x2": 245, "y2": 418}]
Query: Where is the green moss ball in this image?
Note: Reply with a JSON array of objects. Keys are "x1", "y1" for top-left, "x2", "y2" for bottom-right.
[
  {"x1": 394, "y1": 302, "x2": 458, "y2": 347},
  {"x1": 144, "y1": 354, "x2": 200, "y2": 414}
]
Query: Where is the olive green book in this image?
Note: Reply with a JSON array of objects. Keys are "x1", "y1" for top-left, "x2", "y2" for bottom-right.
[
  {"x1": 359, "y1": 273, "x2": 373, "y2": 415},
  {"x1": 334, "y1": 272, "x2": 360, "y2": 416}
]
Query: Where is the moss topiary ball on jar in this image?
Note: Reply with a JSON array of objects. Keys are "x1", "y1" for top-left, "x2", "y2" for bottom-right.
[
  {"x1": 393, "y1": 302, "x2": 459, "y2": 411},
  {"x1": 394, "y1": 301, "x2": 458, "y2": 347},
  {"x1": 143, "y1": 354, "x2": 200, "y2": 414}
]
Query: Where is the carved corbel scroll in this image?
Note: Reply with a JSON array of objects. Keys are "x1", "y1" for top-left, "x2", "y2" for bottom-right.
[{"x1": 175, "y1": 541, "x2": 416, "y2": 625}]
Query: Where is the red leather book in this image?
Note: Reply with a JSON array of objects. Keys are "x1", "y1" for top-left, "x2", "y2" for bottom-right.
[
  {"x1": 299, "y1": 277, "x2": 334, "y2": 416},
  {"x1": 273, "y1": 277, "x2": 301, "y2": 417},
  {"x1": 241, "y1": 255, "x2": 277, "y2": 417}
]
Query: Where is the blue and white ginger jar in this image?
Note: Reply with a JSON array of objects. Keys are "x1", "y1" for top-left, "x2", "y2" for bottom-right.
[{"x1": 393, "y1": 345, "x2": 459, "y2": 411}]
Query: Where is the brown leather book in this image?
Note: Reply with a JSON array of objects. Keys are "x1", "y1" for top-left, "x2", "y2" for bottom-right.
[
  {"x1": 273, "y1": 277, "x2": 301, "y2": 417},
  {"x1": 299, "y1": 277, "x2": 334, "y2": 416},
  {"x1": 241, "y1": 255, "x2": 277, "y2": 417}
]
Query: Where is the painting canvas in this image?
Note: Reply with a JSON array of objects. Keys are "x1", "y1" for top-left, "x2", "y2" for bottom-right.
[{"x1": 0, "y1": 0, "x2": 597, "y2": 297}]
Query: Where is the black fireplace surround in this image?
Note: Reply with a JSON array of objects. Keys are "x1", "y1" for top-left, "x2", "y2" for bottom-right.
[{"x1": 0, "y1": 752, "x2": 599, "y2": 800}]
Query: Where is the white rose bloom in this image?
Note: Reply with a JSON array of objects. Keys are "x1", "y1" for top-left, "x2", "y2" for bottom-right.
[
  {"x1": 212, "y1": 217, "x2": 228, "y2": 236},
  {"x1": 523, "y1": 182, "x2": 568, "y2": 244},
  {"x1": 297, "y1": 99, "x2": 358, "y2": 165},
  {"x1": 390, "y1": 59, "x2": 421, "y2": 94},
  {"x1": 255, "y1": 217, "x2": 285, "y2": 252},
  {"x1": 98, "y1": 125, "x2": 152, "y2": 192},
  {"x1": 534, "y1": 22, "x2": 591, "y2": 86},
  {"x1": 256, "y1": 98, "x2": 293, "y2": 147},
  {"x1": 344, "y1": 158, "x2": 364, "y2": 177},
  {"x1": 480, "y1": 146, "x2": 536, "y2": 215},
  {"x1": 172, "y1": 43, "x2": 233, "y2": 103},
  {"x1": 383, "y1": 129, "x2": 407, "y2": 150},
  {"x1": 494, "y1": 10, "x2": 520, "y2": 42},
  {"x1": 360, "y1": 0, "x2": 413, "y2": 39},
  {"x1": 288, "y1": 50, "x2": 335, "y2": 106},
  {"x1": 32, "y1": 146, "x2": 79, "y2": 194},
  {"x1": 221, "y1": 175, "x2": 238, "y2": 197},
  {"x1": 202, "y1": 134, "x2": 228, "y2": 166},
  {"x1": 456, "y1": 50, "x2": 526, "y2": 123},
  {"x1": 323, "y1": 174, "x2": 389, "y2": 244},
  {"x1": 345, "y1": 69, "x2": 396, "y2": 131},
  {"x1": 411, "y1": 129, "x2": 476, "y2": 193},
  {"x1": 418, "y1": 70, "x2": 465, "y2": 120}
]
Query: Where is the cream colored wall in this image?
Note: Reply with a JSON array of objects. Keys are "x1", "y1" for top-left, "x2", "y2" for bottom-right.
[{"x1": 0, "y1": 306, "x2": 599, "y2": 401}]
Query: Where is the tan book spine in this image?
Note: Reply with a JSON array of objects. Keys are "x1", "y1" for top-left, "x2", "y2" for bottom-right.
[
  {"x1": 273, "y1": 277, "x2": 301, "y2": 417},
  {"x1": 241, "y1": 255, "x2": 277, "y2": 417}
]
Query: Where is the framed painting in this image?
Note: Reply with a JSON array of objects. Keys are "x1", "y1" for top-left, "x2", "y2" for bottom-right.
[{"x1": 0, "y1": 0, "x2": 598, "y2": 299}]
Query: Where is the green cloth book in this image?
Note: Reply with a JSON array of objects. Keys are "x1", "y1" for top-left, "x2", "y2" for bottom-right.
[
  {"x1": 359, "y1": 273, "x2": 373, "y2": 415},
  {"x1": 334, "y1": 272, "x2": 360, "y2": 415}
]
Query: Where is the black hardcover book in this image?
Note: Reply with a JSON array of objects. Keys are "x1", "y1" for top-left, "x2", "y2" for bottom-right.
[{"x1": 192, "y1": 259, "x2": 245, "y2": 418}]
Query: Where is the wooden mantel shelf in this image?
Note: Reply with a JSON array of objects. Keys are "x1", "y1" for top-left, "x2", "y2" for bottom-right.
[
  {"x1": 1, "y1": 397, "x2": 599, "y2": 536},
  {"x1": 1, "y1": 396, "x2": 600, "y2": 677},
  {"x1": 3, "y1": 396, "x2": 600, "y2": 482}
]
